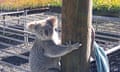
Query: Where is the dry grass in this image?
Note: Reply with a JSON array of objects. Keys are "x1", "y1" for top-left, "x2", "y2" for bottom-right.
[
  {"x1": 0, "y1": 0, "x2": 120, "y2": 14},
  {"x1": 0, "y1": 0, "x2": 61, "y2": 10}
]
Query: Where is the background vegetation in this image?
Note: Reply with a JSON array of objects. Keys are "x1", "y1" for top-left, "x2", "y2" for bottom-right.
[
  {"x1": 0, "y1": 0, "x2": 120, "y2": 16},
  {"x1": 93, "y1": 0, "x2": 120, "y2": 16},
  {"x1": 0, "y1": 0, "x2": 61, "y2": 10}
]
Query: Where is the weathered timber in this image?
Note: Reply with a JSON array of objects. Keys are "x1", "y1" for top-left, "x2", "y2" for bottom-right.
[{"x1": 61, "y1": 0, "x2": 92, "y2": 72}]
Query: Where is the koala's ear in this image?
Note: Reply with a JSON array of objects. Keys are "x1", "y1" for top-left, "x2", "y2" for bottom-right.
[
  {"x1": 26, "y1": 22, "x2": 36, "y2": 32},
  {"x1": 47, "y1": 17, "x2": 56, "y2": 27}
]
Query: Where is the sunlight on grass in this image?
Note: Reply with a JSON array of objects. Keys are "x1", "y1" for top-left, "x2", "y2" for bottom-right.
[
  {"x1": 93, "y1": 0, "x2": 120, "y2": 12},
  {"x1": 0, "y1": 0, "x2": 120, "y2": 12},
  {"x1": 0, "y1": 0, "x2": 61, "y2": 10}
]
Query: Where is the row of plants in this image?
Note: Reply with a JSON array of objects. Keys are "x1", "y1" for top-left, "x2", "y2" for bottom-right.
[
  {"x1": 93, "y1": 0, "x2": 120, "y2": 16},
  {"x1": 0, "y1": 0, "x2": 120, "y2": 16},
  {"x1": 0, "y1": 0, "x2": 61, "y2": 10}
]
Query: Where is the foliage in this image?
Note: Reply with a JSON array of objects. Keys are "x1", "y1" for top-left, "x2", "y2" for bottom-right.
[
  {"x1": 0, "y1": 0, "x2": 120, "y2": 14},
  {"x1": 0, "y1": 0, "x2": 61, "y2": 10},
  {"x1": 93, "y1": 0, "x2": 120, "y2": 13}
]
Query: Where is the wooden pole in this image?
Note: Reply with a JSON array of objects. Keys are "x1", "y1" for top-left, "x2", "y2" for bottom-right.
[{"x1": 61, "y1": 0, "x2": 92, "y2": 72}]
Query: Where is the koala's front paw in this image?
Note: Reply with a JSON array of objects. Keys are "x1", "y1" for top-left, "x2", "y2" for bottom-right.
[
  {"x1": 72, "y1": 42, "x2": 82, "y2": 49},
  {"x1": 65, "y1": 41, "x2": 82, "y2": 50}
]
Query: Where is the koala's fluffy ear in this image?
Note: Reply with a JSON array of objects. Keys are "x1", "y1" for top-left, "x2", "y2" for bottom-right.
[
  {"x1": 46, "y1": 17, "x2": 57, "y2": 27},
  {"x1": 26, "y1": 21, "x2": 36, "y2": 32}
]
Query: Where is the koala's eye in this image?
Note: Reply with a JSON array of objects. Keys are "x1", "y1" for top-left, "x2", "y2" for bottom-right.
[{"x1": 44, "y1": 29, "x2": 49, "y2": 36}]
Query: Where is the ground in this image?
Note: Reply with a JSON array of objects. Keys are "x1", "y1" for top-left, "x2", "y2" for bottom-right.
[{"x1": 0, "y1": 12, "x2": 120, "y2": 72}]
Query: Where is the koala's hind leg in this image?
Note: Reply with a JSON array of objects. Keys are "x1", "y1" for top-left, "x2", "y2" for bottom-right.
[{"x1": 47, "y1": 68, "x2": 61, "y2": 72}]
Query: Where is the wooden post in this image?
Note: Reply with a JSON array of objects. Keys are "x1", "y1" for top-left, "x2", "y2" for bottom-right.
[{"x1": 61, "y1": 0, "x2": 92, "y2": 72}]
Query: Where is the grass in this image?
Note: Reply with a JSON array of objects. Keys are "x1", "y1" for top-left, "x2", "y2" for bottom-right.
[{"x1": 0, "y1": 0, "x2": 61, "y2": 10}]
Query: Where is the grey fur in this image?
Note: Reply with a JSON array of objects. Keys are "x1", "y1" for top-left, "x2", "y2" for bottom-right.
[{"x1": 27, "y1": 17, "x2": 82, "y2": 72}]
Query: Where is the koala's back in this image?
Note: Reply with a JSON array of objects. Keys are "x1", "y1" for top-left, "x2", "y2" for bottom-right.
[{"x1": 29, "y1": 39, "x2": 60, "y2": 72}]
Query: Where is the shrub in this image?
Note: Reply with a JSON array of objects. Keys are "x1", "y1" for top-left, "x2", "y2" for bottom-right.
[{"x1": 93, "y1": 0, "x2": 120, "y2": 13}]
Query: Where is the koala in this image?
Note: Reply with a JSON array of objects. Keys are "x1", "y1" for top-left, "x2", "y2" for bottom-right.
[{"x1": 26, "y1": 17, "x2": 82, "y2": 72}]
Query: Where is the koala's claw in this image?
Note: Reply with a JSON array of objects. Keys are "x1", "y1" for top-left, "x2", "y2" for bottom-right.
[
  {"x1": 72, "y1": 42, "x2": 82, "y2": 49},
  {"x1": 65, "y1": 41, "x2": 72, "y2": 45}
]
